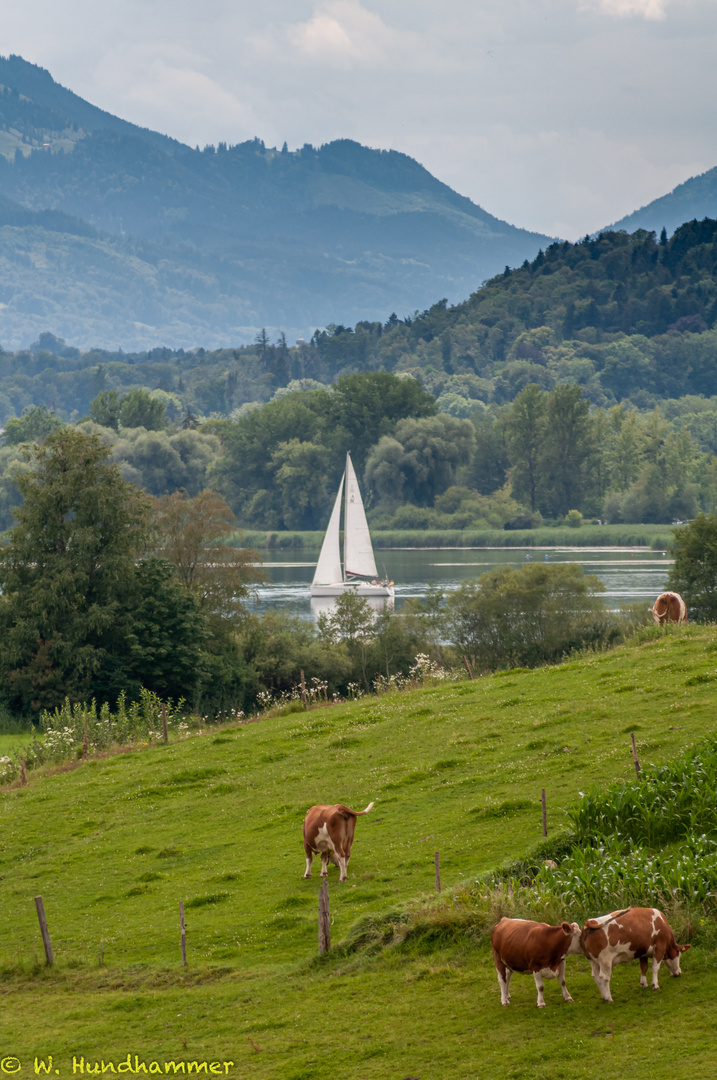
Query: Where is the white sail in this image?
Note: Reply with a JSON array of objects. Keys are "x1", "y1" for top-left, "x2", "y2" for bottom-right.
[
  {"x1": 343, "y1": 452, "x2": 378, "y2": 580},
  {"x1": 312, "y1": 472, "x2": 344, "y2": 585}
]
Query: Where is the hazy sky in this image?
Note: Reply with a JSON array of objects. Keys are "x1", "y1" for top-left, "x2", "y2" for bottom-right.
[{"x1": 3, "y1": 0, "x2": 717, "y2": 239}]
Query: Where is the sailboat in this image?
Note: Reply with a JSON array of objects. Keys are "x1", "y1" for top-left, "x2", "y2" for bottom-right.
[{"x1": 311, "y1": 452, "x2": 394, "y2": 598}]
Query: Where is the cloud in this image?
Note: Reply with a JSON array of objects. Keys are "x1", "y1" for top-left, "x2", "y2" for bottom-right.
[
  {"x1": 91, "y1": 43, "x2": 259, "y2": 144},
  {"x1": 285, "y1": 0, "x2": 414, "y2": 68},
  {"x1": 581, "y1": 0, "x2": 669, "y2": 19}
]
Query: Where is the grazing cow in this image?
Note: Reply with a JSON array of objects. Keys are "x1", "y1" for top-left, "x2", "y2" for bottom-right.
[
  {"x1": 302, "y1": 801, "x2": 374, "y2": 882},
  {"x1": 491, "y1": 917, "x2": 582, "y2": 1008},
  {"x1": 580, "y1": 907, "x2": 690, "y2": 1002},
  {"x1": 651, "y1": 591, "x2": 688, "y2": 625}
]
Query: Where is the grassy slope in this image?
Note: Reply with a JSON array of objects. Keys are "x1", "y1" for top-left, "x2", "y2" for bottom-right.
[{"x1": 2, "y1": 626, "x2": 717, "y2": 1079}]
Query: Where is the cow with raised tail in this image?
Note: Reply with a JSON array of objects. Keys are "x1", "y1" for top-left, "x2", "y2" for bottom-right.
[
  {"x1": 491, "y1": 917, "x2": 582, "y2": 1008},
  {"x1": 651, "y1": 591, "x2": 687, "y2": 625},
  {"x1": 581, "y1": 906, "x2": 690, "y2": 1002},
  {"x1": 302, "y1": 801, "x2": 374, "y2": 882}
]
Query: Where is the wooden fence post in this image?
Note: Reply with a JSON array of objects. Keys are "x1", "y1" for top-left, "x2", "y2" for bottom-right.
[
  {"x1": 541, "y1": 788, "x2": 547, "y2": 838},
  {"x1": 462, "y1": 656, "x2": 473, "y2": 680},
  {"x1": 82, "y1": 714, "x2": 88, "y2": 759},
  {"x1": 34, "y1": 896, "x2": 54, "y2": 965},
  {"x1": 434, "y1": 851, "x2": 441, "y2": 893},
  {"x1": 631, "y1": 733, "x2": 641, "y2": 780},
  {"x1": 162, "y1": 703, "x2": 168, "y2": 744},
  {"x1": 300, "y1": 670, "x2": 308, "y2": 709},
  {"x1": 318, "y1": 880, "x2": 331, "y2": 953},
  {"x1": 323, "y1": 879, "x2": 331, "y2": 950},
  {"x1": 179, "y1": 902, "x2": 187, "y2": 966}
]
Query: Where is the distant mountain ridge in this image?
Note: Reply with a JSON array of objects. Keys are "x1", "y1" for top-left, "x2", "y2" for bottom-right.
[
  {"x1": 0, "y1": 54, "x2": 552, "y2": 350},
  {"x1": 606, "y1": 165, "x2": 717, "y2": 237}
]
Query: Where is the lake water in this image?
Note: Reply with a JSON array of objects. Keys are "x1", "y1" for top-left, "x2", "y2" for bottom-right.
[{"x1": 249, "y1": 546, "x2": 671, "y2": 621}]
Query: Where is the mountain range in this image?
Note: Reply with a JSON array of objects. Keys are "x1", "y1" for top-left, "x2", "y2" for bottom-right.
[
  {"x1": 608, "y1": 167, "x2": 717, "y2": 237},
  {"x1": 1, "y1": 53, "x2": 717, "y2": 353},
  {"x1": 0, "y1": 54, "x2": 550, "y2": 351}
]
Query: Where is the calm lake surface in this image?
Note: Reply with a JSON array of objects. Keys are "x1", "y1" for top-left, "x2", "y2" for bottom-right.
[{"x1": 250, "y1": 547, "x2": 671, "y2": 621}]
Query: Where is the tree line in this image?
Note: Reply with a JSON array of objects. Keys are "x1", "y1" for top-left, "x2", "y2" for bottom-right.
[
  {"x1": 2, "y1": 371, "x2": 717, "y2": 532},
  {"x1": 1, "y1": 221, "x2": 717, "y2": 429}
]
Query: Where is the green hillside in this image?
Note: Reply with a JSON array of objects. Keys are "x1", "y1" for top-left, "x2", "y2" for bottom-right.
[{"x1": 2, "y1": 626, "x2": 717, "y2": 1078}]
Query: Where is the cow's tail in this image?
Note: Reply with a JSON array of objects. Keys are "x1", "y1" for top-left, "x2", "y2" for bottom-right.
[
  {"x1": 340, "y1": 801, "x2": 375, "y2": 817},
  {"x1": 583, "y1": 907, "x2": 631, "y2": 933}
]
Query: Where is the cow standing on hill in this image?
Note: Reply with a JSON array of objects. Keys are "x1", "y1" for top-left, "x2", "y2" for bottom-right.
[
  {"x1": 580, "y1": 907, "x2": 690, "y2": 1002},
  {"x1": 302, "y1": 801, "x2": 374, "y2": 882},
  {"x1": 491, "y1": 917, "x2": 582, "y2": 1007},
  {"x1": 651, "y1": 592, "x2": 688, "y2": 625}
]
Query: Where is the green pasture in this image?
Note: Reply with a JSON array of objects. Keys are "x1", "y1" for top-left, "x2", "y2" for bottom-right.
[
  {"x1": 0, "y1": 733, "x2": 33, "y2": 756},
  {"x1": 2, "y1": 624, "x2": 717, "y2": 1078}
]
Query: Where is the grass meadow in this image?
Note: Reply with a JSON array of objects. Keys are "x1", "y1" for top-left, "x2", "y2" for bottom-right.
[{"x1": 2, "y1": 625, "x2": 717, "y2": 1079}]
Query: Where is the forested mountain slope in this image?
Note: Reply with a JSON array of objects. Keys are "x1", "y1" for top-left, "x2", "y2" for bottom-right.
[
  {"x1": 0, "y1": 54, "x2": 550, "y2": 348},
  {"x1": 2, "y1": 219, "x2": 717, "y2": 424}
]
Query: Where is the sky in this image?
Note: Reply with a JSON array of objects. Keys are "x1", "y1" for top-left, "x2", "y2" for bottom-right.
[{"x1": 2, "y1": 0, "x2": 717, "y2": 240}]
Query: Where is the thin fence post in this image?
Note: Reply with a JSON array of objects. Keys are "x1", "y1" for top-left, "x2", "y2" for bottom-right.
[
  {"x1": 318, "y1": 887, "x2": 325, "y2": 953},
  {"x1": 300, "y1": 670, "x2": 308, "y2": 710},
  {"x1": 541, "y1": 788, "x2": 547, "y2": 838},
  {"x1": 323, "y1": 879, "x2": 331, "y2": 950},
  {"x1": 82, "y1": 713, "x2": 88, "y2": 759},
  {"x1": 462, "y1": 656, "x2": 474, "y2": 680},
  {"x1": 34, "y1": 896, "x2": 54, "y2": 965},
  {"x1": 20, "y1": 759, "x2": 27, "y2": 785},
  {"x1": 434, "y1": 851, "x2": 441, "y2": 893},
  {"x1": 179, "y1": 902, "x2": 187, "y2": 966},
  {"x1": 631, "y1": 733, "x2": 642, "y2": 779},
  {"x1": 318, "y1": 881, "x2": 331, "y2": 953},
  {"x1": 162, "y1": 703, "x2": 168, "y2": 744}
]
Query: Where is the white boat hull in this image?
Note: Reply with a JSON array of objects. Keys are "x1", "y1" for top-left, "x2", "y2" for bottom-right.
[{"x1": 310, "y1": 582, "x2": 394, "y2": 598}]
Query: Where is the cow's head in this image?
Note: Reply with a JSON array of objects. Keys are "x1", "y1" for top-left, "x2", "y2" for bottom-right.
[
  {"x1": 652, "y1": 597, "x2": 668, "y2": 624},
  {"x1": 562, "y1": 921, "x2": 583, "y2": 956},
  {"x1": 664, "y1": 942, "x2": 691, "y2": 977}
]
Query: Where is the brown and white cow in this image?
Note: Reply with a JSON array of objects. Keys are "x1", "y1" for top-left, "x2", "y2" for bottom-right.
[
  {"x1": 651, "y1": 591, "x2": 688, "y2": 625},
  {"x1": 580, "y1": 907, "x2": 690, "y2": 1002},
  {"x1": 491, "y1": 917, "x2": 582, "y2": 1008},
  {"x1": 302, "y1": 801, "x2": 374, "y2": 882}
]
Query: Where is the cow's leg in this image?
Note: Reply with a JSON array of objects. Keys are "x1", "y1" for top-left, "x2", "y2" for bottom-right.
[
  {"x1": 304, "y1": 851, "x2": 313, "y2": 879},
  {"x1": 493, "y1": 956, "x2": 511, "y2": 1005},
  {"x1": 596, "y1": 964, "x2": 613, "y2": 1003},
  {"x1": 337, "y1": 854, "x2": 349, "y2": 882},
  {"x1": 556, "y1": 960, "x2": 573, "y2": 1003},
  {"x1": 651, "y1": 956, "x2": 662, "y2": 990},
  {"x1": 589, "y1": 960, "x2": 613, "y2": 1002},
  {"x1": 320, "y1": 852, "x2": 330, "y2": 877},
  {"x1": 533, "y1": 971, "x2": 547, "y2": 1008},
  {"x1": 639, "y1": 957, "x2": 649, "y2": 988}
]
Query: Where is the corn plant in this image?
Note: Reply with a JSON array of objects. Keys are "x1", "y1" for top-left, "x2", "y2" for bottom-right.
[{"x1": 570, "y1": 734, "x2": 717, "y2": 847}]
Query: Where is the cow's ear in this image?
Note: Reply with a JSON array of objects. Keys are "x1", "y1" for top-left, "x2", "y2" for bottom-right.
[
  {"x1": 679, "y1": 943, "x2": 691, "y2": 952},
  {"x1": 584, "y1": 919, "x2": 600, "y2": 930},
  {"x1": 560, "y1": 922, "x2": 573, "y2": 934}
]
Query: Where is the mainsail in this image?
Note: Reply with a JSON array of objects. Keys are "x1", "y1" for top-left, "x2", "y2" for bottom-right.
[
  {"x1": 343, "y1": 453, "x2": 378, "y2": 580},
  {"x1": 312, "y1": 472, "x2": 344, "y2": 586}
]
